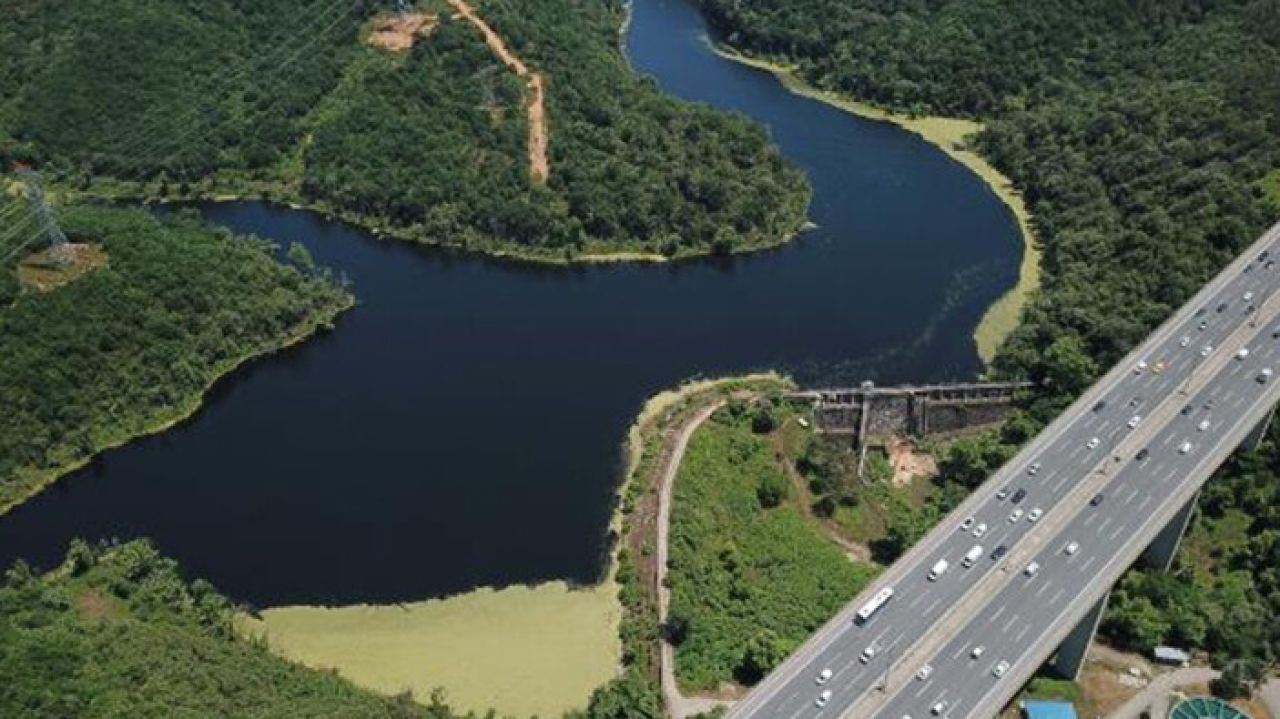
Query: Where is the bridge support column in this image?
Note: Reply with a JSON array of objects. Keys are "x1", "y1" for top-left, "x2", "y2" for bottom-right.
[
  {"x1": 1244, "y1": 403, "x2": 1276, "y2": 451},
  {"x1": 1139, "y1": 489, "x2": 1200, "y2": 572},
  {"x1": 1048, "y1": 590, "x2": 1109, "y2": 681}
]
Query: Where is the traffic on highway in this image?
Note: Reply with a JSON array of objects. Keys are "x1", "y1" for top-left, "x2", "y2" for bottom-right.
[{"x1": 728, "y1": 221, "x2": 1280, "y2": 719}]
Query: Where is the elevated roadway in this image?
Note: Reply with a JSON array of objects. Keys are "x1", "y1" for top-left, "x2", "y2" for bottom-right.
[{"x1": 726, "y1": 220, "x2": 1280, "y2": 719}]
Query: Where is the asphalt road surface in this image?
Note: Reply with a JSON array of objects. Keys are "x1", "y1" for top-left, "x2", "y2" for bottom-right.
[{"x1": 729, "y1": 220, "x2": 1280, "y2": 719}]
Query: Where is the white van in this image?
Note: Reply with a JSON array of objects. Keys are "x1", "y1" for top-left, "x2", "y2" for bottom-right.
[
  {"x1": 962, "y1": 545, "x2": 984, "y2": 568},
  {"x1": 927, "y1": 559, "x2": 950, "y2": 581}
]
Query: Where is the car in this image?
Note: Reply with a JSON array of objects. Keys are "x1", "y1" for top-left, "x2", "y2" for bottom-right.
[
  {"x1": 1009, "y1": 508, "x2": 1024, "y2": 522},
  {"x1": 1127, "y1": 415, "x2": 1142, "y2": 429},
  {"x1": 1154, "y1": 360, "x2": 1166, "y2": 374},
  {"x1": 1011, "y1": 488, "x2": 1027, "y2": 504},
  {"x1": 816, "y1": 668, "x2": 833, "y2": 685},
  {"x1": 1065, "y1": 541, "x2": 1080, "y2": 555},
  {"x1": 1204, "y1": 398, "x2": 1216, "y2": 409},
  {"x1": 916, "y1": 664, "x2": 933, "y2": 681},
  {"x1": 860, "y1": 645, "x2": 876, "y2": 664},
  {"x1": 931, "y1": 701, "x2": 948, "y2": 716},
  {"x1": 1134, "y1": 361, "x2": 1147, "y2": 374},
  {"x1": 971, "y1": 645, "x2": 985, "y2": 659},
  {"x1": 1238, "y1": 348, "x2": 1251, "y2": 360},
  {"x1": 1196, "y1": 306, "x2": 1207, "y2": 317},
  {"x1": 973, "y1": 522, "x2": 989, "y2": 538},
  {"x1": 1259, "y1": 368, "x2": 1274, "y2": 384},
  {"x1": 1129, "y1": 396, "x2": 1142, "y2": 407},
  {"x1": 996, "y1": 486, "x2": 1011, "y2": 500},
  {"x1": 1201, "y1": 345, "x2": 1213, "y2": 357},
  {"x1": 1027, "y1": 507, "x2": 1043, "y2": 522},
  {"x1": 960, "y1": 516, "x2": 975, "y2": 532},
  {"x1": 1268, "y1": 260, "x2": 1276, "y2": 269},
  {"x1": 1027, "y1": 462, "x2": 1041, "y2": 476},
  {"x1": 1272, "y1": 329, "x2": 1280, "y2": 339},
  {"x1": 815, "y1": 689, "x2": 832, "y2": 708},
  {"x1": 1247, "y1": 304, "x2": 1257, "y2": 314},
  {"x1": 1181, "y1": 404, "x2": 1193, "y2": 415},
  {"x1": 1260, "y1": 250, "x2": 1270, "y2": 261},
  {"x1": 1198, "y1": 419, "x2": 1211, "y2": 432},
  {"x1": 1218, "y1": 302, "x2": 1229, "y2": 313},
  {"x1": 1136, "y1": 448, "x2": 1150, "y2": 461},
  {"x1": 1245, "y1": 291, "x2": 1255, "y2": 301},
  {"x1": 1086, "y1": 437, "x2": 1101, "y2": 449},
  {"x1": 1024, "y1": 561, "x2": 1041, "y2": 577},
  {"x1": 1179, "y1": 441, "x2": 1193, "y2": 454},
  {"x1": 1090, "y1": 493, "x2": 1105, "y2": 506},
  {"x1": 993, "y1": 660, "x2": 1011, "y2": 678},
  {"x1": 1092, "y1": 400, "x2": 1107, "y2": 412},
  {"x1": 1199, "y1": 320, "x2": 1209, "y2": 330},
  {"x1": 991, "y1": 545, "x2": 1009, "y2": 560},
  {"x1": 1180, "y1": 335, "x2": 1191, "y2": 347}
]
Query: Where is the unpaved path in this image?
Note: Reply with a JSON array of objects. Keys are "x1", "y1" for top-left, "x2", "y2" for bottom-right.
[
  {"x1": 1107, "y1": 667, "x2": 1220, "y2": 719},
  {"x1": 656, "y1": 401, "x2": 735, "y2": 718},
  {"x1": 444, "y1": 0, "x2": 549, "y2": 183}
]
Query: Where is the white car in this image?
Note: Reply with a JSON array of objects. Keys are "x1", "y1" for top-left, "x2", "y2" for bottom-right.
[
  {"x1": 993, "y1": 660, "x2": 1011, "y2": 678},
  {"x1": 1260, "y1": 368, "x2": 1274, "y2": 384},
  {"x1": 1027, "y1": 507, "x2": 1043, "y2": 522},
  {"x1": 1086, "y1": 437, "x2": 1100, "y2": 449},
  {"x1": 1009, "y1": 508, "x2": 1024, "y2": 523},
  {"x1": 973, "y1": 522, "x2": 988, "y2": 538},
  {"x1": 815, "y1": 689, "x2": 832, "y2": 708},
  {"x1": 1198, "y1": 419, "x2": 1211, "y2": 432},
  {"x1": 996, "y1": 486, "x2": 1011, "y2": 500},
  {"x1": 1024, "y1": 561, "x2": 1041, "y2": 577},
  {"x1": 860, "y1": 646, "x2": 876, "y2": 664},
  {"x1": 916, "y1": 664, "x2": 933, "y2": 681},
  {"x1": 816, "y1": 668, "x2": 833, "y2": 685},
  {"x1": 960, "y1": 516, "x2": 975, "y2": 532},
  {"x1": 1237, "y1": 348, "x2": 1250, "y2": 360},
  {"x1": 1179, "y1": 441, "x2": 1193, "y2": 454},
  {"x1": 1027, "y1": 462, "x2": 1041, "y2": 476},
  {"x1": 1180, "y1": 335, "x2": 1191, "y2": 347},
  {"x1": 1201, "y1": 345, "x2": 1213, "y2": 357},
  {"x1": 1245, "y1": 291, "x2": 1255, "y2": 301},
  {"x1": 1127, "y1": 415, "x2": 1141, "y2": 429},
  {"x1": 1065, "y1": 541, "x2": 1080, "y2": 555},
  {"x1": 1134, "y1": 361, "x2": 1147, "y2": 374},
  {"x1": 971, "y1": 645, "x2": 985, "y2": 659},
  {"x1": 931, "y1": 701, "x2": 948, "y2": 716}
]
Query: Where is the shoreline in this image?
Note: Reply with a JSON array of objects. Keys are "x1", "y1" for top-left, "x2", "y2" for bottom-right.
[
  {"x1": 241, "y1": 373, "x2": 788, "y2": 717},
  {"x1": 709, "y1": 43, "x2": 1041, "y2": 366},
  {"x1": 0, "y1": 294, "x2": 353, "y2": 519}
]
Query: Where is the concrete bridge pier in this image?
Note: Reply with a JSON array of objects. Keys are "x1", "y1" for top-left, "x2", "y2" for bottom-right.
[
  {"x1": 1048, "y1": 590, "x2": 1110, "y2": 680},
  {"x1": 1244, "y1": 403, "x2": 1276, "y2": 451},
  {"x1": 1138, "y1": 489, "x2": 1201, "y2": 572}
]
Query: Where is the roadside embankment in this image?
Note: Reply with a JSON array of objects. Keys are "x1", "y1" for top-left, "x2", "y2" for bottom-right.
[{"x1": 710, "y1": 45, "x2": 1040, "y2": 365}]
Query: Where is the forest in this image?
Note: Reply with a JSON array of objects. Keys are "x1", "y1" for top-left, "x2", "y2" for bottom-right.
[
  {"x1": 0, "y1": 539, "x2": 460, "y2": 717},
  {"x1": 693, "y1": 0, "x2": 1280, "y2": 695},
  {"x1": 0, "y1": 0, "x2": 811, "y2": 260},
  {"x1": 0, "y1": 200, "x2": 351, "y2": 514}
]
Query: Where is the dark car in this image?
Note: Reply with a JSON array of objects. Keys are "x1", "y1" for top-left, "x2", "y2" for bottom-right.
[
  {"x1": 1011, "y1": 488, "x2": 1027, "y2": 504},
  {"x1": 1196, "y1": 307, "x2": 1207, "y2": 317},
  {"x1": 1260, "y1": 250, "x2": 1270, "y2": 262},
  {"x1": 991, "y1": 545, "x2": 1009, "y2": 560},
  {"x1": 1129, "y1": 396, "x2": 1142, "y2": 407},
  {"x1": 1218, "y1": 302, "x2": 1229, "y2": 312},
  {"x1": 1272, "y1": 328, "x2": 1280, "y2": 339},
  {"x1": 1092, "y1": 400, "x2": 1107, "y2": 413},
  {"x1": 1181, "y1": 405, "x2": 1193, "y2": 415},
  {"x1": 1090, "y1": 493, "x2": 1104, "y2": 507},
  {"x1": 1136, "y1": 448, "x2": 1149, "y2": 461}
]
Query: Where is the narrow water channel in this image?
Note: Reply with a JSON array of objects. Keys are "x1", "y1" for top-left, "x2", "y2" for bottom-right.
[{"x1": 0, "y1": 0, "x2": 1021, "y2": 605}]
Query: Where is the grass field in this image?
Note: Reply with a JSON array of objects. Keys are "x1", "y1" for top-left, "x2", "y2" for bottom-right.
[
  {"x1": 1263, "y1": 169, "x2": 1280, "y2": 209},
  {"x1": 240, "y1": 580, "x2": 621, "y2": 718},
  {"x1": 711, "y1": 45, "x2": 1040, "y2": 366}
]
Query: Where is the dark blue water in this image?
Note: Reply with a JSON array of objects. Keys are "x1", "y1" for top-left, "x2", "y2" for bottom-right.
[{"x1": 0, "y1": 0, "x2": 1021, "y2": 605}]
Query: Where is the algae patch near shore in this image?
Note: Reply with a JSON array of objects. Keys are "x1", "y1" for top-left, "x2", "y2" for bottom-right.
[
  {"x1": 240, "y1": 581, "x2": 621, "y2": 718},
  {"x1": 710, "y1": 45, "x2": 1040, "y2": 366}
]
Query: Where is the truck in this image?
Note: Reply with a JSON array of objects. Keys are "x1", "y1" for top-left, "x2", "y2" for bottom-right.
[{"x1": 962, "y1": 545, "x2": 984, "y2": 568}]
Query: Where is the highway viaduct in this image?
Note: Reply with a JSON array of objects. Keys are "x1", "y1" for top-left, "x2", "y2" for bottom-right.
[{"x1": 724, "y1": 219, "x2": 1280, "y2": 719}]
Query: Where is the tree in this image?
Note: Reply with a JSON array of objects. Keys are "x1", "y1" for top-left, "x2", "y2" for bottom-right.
[{"x1": 739, "y1": 629, "x2": 788, "y2": 683}]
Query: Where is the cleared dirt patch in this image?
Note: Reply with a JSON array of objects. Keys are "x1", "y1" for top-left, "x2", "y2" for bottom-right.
[
  {"x1": 367, "y1": 12, "x2": 438, "y2": 52},
  {"x1": 17, "y1": 242, "x2": 108, "y2": 292},
  {"x1": 886, "y1": 436, "x2": 937, "y2": 486},
  {"x1": 445, "y1": 0, "x2": 549, "y2": 183},
  {"x1": 74, "y1": 590, "x2": 119, "y2": 624}
]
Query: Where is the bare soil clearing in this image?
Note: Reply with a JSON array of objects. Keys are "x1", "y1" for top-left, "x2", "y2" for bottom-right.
[
  {"x1": 445, "y1": 0, "x2": 549, "y2": 183},
  {"x1": 17, "y1": 242, "x2": 108, "y2": 292},
  {"x1": 886, "y1": 437, "x2": 937, "y2": 486},
  {"x1": 366, "y1": 12, "x2": 438, "y2": 52}
]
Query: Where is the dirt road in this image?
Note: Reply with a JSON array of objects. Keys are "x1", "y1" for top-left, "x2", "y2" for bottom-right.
[{"x1": 444, "y1": 0, "x2": 549, "y2": 183}]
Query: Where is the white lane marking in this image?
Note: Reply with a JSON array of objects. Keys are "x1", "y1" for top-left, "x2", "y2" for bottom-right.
[
  {"x1": 913, "y1": 678, "x2": 933, "y2": 699},
  {"x1": 1000, "y1": 613, "x2": 1020, "y2": 633},
  {"x1": 987, "y1": 605, "x2": 1006, "y2": 626},
  {"x1": 1110, "y1": 523, "x2": 1127, "y2": 541},
  {"x1": 1084, "y1": 512, "x2": 1098, "y2": 527},
  {"x1": 1052, "y1": 472, "x2": 1072, "y2": 493},
  {"x1": 1035, "y1": 579, "x2": 1054, "y2": 598},
  {"x1": 1015, "y1": 623, "x2": 1032, "y2": 643},
  {"x1": 1097, "y1": 516, "x2": 1113, "y2": 534},
  {"x1": 1161, "y1": 434, "x2": 1175, "y2": 448},
  {"x1": 1079, "y1": 555, "x2": 1097, "y2": 574},
  {"x1": 924, "y1": 596, "x2": 943, "y2": 616},
  {"x1": 1126, "y1": 488, "x2": 1140, "y2": 504},
  {"x1": 908, "y1": 593, "x2": 924, "y2": 611},
  {"x1": 1049, "y1": 587, "x2": 1065, "y2": 605},
  {"x1": 1139, "y1": 494, "x2": 1153, "y2": 512}
]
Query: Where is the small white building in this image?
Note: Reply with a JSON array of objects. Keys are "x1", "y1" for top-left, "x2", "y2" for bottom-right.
[{"x1": 1153, "y1": 646, "x2": 1191, "y2": 666}]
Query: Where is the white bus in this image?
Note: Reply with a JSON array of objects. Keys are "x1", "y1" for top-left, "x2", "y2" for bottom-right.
[{"x1": 855, "y1": 586, "x2": 895, "y2": 624}]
